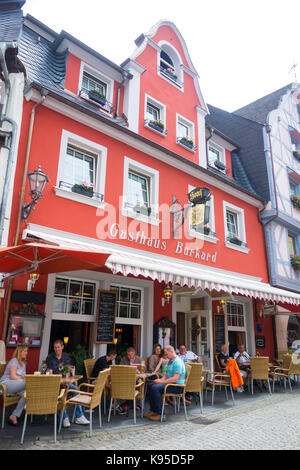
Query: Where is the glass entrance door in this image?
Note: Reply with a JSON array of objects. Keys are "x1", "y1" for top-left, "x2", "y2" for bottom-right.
[{"x1": 186, "y1": 311, "x2": 211, "y2": 369}]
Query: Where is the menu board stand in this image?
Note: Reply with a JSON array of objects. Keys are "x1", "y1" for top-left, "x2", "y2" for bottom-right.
[
  {"x1": 213, "y1": 312, "x2": 226, "y2": 354},
  {"x1": 94, "y1": 290, "x2": 117, "y2": 344}
]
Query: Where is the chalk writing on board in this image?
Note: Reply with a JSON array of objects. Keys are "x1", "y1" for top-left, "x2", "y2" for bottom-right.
[{"x1": 95, "y1": 291, "x2": 117, "y2": 344}]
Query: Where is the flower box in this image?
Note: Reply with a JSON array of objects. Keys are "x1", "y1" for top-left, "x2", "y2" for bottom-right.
[
  {"x1": 148, "y1": 120, "x2": 165, "y2": 133},
  {"x1": 214, "y1": 159, "x2": 226, "y2": 171},
  {"x1": 164, "y1": 68, "x2": 178, "y2": 80},
  {"x1": 291, "y1": 255, "x2": 300, "y2": 271},
  {"x1": 180, "y1": 137, "x2": 194, "y2": 149},
  {"x1": 291, "y1": 195, "x2": 300, "y2": 210},
  {"x1": 72, "y1": 183, "x2": 94, "y2": 198},
  {"x1": 229, "y1": 236, "x2": 242, "y2": 246},
  {"x1": 203, "y1": 226, "x2": 211, "y2": 235},
  {"x1": 88, "y1": 90, "x2": 107, "y2": 107},
  {"x1": 134, "y1": 205, "x2": 151, "y2": 216}
]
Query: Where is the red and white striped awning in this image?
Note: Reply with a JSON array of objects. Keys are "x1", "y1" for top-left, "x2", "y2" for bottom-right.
[{"x1": 22, "y1": 227, "x2": 300, "y2": 306}]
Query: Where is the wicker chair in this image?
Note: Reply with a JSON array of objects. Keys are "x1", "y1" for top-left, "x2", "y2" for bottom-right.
[
  {"x1": 65, "y1": 368, "x2": 110, "y2": 437},
  {"x1": 248, "y1": 357, "x2": 271, "y2": 395},
  {"x1": 185, "y1": 363, "x2": 204, "y2": 413},
  {"x1": 20, "y1": 374, "x2": 62, "y2": 444},
  {"x1": 108, "y1": 365, "x2": 144, "y2": 425},
  {"x1": 206, "y1": 369, "x2": 235, "y2": 406},
  {"x1": 0, "y1": 362, "x2": 22, "y2": 430},
  {"x1": 160, "y1": 364, "x2": 192, "y2": 422},
  {"x1": 84, "y1": 358, "x2": 96, "y2": 383},
  {"x1": 269, "y1": 354, "x2": 300, "y2": 392}
]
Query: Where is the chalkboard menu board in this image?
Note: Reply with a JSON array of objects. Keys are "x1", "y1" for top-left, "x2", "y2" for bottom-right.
[
  {"x1": 95, "y1": 290, "x2": 117, "y2": 344},
  {"x1": 213, "y1": 313, "x2": 226, "y2": 353}
]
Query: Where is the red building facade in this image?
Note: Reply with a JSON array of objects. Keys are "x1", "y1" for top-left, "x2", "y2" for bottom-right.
[{"x1": 1, "y1": 16, "x2": 299, "y2": 372}]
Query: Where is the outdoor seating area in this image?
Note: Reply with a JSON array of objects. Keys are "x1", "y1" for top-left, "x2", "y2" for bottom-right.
[{"x1": 2, "y1": 348, "x2": 300, "y2": 445}]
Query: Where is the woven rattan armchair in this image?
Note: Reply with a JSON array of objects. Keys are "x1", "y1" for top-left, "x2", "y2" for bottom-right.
[
  {"x1": 108, "y1": 365, "x2": 144, "y2": 425},
  {"x1": 269, "y1": 354, "x2": 300, "y2": 392},
  {"x1": 0, "y1": 362, "x2": 21, "y2": 430},
  {"x1": 206, "y1": 369, "x2": 235, "y2": 406},
  {"x1": 185, "y1": 363, "x2": 204, "y2": 413},
  {"x1": 20, "y1": 374, "x2": 62, "y2": 444},
  {"x1": 248, "y1": 357, "x2": 272, "y2": 395},
  {"x1": 160, "y1": 364, "x2": 192, "y2": 422},
  {"x1": 65, "y1": 368, "x2": 110, "y2": 437},
  {"x1": 84, "y1": 358, "x2": 96, "y2": 383}
]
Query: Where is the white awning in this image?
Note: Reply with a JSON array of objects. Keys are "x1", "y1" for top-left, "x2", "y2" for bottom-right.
[{"x1": 23, "y1": 226, "x2": 300, "y2": 306}]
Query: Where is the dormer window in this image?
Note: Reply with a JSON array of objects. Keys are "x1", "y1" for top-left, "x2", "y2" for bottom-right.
[
  {"x1": 208, "y1": 142, "x2": 226, "y2": 173},
  {"x1": 79, "y1": 63, "x2": 114, "y2": 113}
]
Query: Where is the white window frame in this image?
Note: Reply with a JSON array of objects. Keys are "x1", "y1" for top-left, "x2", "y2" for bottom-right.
[
  {"x1": 188, "y1": 185, "x2": 217, "y2": 243},
  {"x1": 157, "y1": 41, "x2": 184, "y2": 91},
  {"x1": 54, "y1": 129, "x2": 107, "y2": 209},
  {"x1": 208, "y1": 141, "x2": 226, "y2": 173},
  {"x1": 78, "y1": 61, "x2": 114, "y2": 105},
  {"x1": 110, "y1": 283, "x2": 144, "y2": 326},
  {"x1": 223, "y1": 201, "x2": 249, "y2": 253},
  {"x1": 176, "y1": 114, "x2": 195, "y2": 153},
  {"x1": 144, "y1": 94, "x2": 167, "y2": 136},
  {"x1": 122, "y1": 157, "x2": 160, "y2": 226}
]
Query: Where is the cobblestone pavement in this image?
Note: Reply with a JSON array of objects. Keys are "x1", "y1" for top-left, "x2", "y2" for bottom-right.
[{"x1": 2, "y1": 389, "x2": 300, "y2": 450}]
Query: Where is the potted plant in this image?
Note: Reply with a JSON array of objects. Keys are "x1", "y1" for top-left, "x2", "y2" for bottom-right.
[
  {"x1": 230, "y1": 235, "x2": 242, "y2": 246},
  {"x1": 59, "y1": 364, "x2": 72, "y2": 378},
  {"x1": 291, "y1": 195, "x2": 300, "y2": 209},
  {"x1": 180, "y1": 136, "x2": 194, "y2": 149},
  {"x1": 88, "y1": 89, "x2": 107, "y2": 106},
  {"x1": 203, "y1": 225, "x2": 211, "y2": 235},
  {"x1": 72, "y1": 181, "x2": 94, "y2": 198},
  {"x1": 293, "y1": 150, "x2": 300, "y2": 161},
  {"x1": 148, "y1": 120, "x2": 165, "y2": 133},
  {"x1": 134, "y1": 204, "x2": 152, "y2": 216},
  {"x1": 291, "y1": 255, "x2": 300, "y2": 271}
]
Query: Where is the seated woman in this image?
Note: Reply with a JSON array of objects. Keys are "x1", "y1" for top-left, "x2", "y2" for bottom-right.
[
  {"x1": 148, "y1": 344, "x2": 163, "y2": 373},
  {"x1": 0, "y1": 345, "x2": 28, "y2": 425}
]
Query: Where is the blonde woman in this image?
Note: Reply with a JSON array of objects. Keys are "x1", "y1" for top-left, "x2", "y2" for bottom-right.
[{"x1": 0, "y1": 346, "x2": 28, "y2": 425}]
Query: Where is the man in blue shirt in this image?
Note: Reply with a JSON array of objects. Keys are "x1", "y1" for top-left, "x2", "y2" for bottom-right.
[{"x1": 144, "y1": 345, "x2": 186, "y2": 421}]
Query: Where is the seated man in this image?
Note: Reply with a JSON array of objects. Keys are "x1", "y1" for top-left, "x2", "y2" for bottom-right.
[
  {"x1": 218, "y1": 344, "x2": 229, "y2": 371},
  {"x1": 91, "y1": 346, "x2": 117, "y2": 378},
  {"x1": 234, "y1": 344, "x2": 250, "y2": 381},
  {"x1": 120, "y1": 347, "x2": 141, "y2": 367},
  {"x1": 46, "y1": 339, "x2": 89, "y2": 428},
  {"x1": 144, "y1": 345, "x2": 186, "y2": 421},
  {"x1": 177, "y1": 344, "x2": 200, "y2": 363}
]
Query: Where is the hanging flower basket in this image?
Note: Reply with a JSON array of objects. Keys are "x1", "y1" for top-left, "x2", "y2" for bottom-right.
[
  {"x1": 291, "y1": 195, "x2": 300, "y2": 209},
  {"x1": 291, "y1": 255, "x2": 300, "y2": 271}
]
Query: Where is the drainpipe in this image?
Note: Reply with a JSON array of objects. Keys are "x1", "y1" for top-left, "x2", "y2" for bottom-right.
[
  {"x1": 205, "y1": 125, "x2": 214, "y2": 167},
  {"x1": 0, "y1": 43, "x2": 18, "y2": 246},
  {"x1": 114, "y1": 70, "x2": 129, "y2": 118},
  {"x1": 1, "y1": 89, "x2": 47, "y2": 341}
]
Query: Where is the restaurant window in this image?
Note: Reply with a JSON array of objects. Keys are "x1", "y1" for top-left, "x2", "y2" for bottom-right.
[
  {"x1": 110, "y1": 285, "x2": 142, "y2": 320},
  {"x1": 53, "y1": 277, "x2": 96, "y2": 315},
  {"x1": 227, "y1": 302, "x2": 245, "y2": 328}
]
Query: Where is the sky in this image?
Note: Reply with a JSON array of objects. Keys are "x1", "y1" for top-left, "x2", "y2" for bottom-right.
[{"x1": 22, "y1": 0, "x2": 300, "y2": 112}]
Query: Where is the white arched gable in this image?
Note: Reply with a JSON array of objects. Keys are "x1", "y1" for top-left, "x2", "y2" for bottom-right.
[{"x1": 158, "y1": 40, "x2": 184, "y2": 84}]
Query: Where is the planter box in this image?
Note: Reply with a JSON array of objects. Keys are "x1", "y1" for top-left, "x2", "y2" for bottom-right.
[
  {"x1": 293, "y1": 151, "x2": 300, "y2": 161},
  {"x1": 214, "y1": 159, "x2": 226, "y2": 171},
  {"x1": 134, "y1": 205, "x2": 151, "y2": 216},
  {"x1": 180, "y1": 137, "x2": 194, "y2": 149},
  {"x1": 72, "y1": 185, "x2": 94, "y2": 198},
  {"x1": 88, "y1": 90, "x2": 107, "y2": 107},
  {"x1": 230, "y1": 238, "x2": 242, "y2": 246},
  {"x1": 148, "y1": 121, "x2": 165, "y2": 133}
]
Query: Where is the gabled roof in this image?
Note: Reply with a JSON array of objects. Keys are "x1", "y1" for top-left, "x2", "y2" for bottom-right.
[
  {"x1": 234, "y1": 83, "x2": 293, "y2": 123},
  {"x1": 206, "y1": 105, "x2": 268, "y2": 200}
]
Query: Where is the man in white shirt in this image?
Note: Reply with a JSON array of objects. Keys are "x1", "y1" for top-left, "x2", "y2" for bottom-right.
[
  {"x1": 177, "y1": 344, "x2": 200, "y2": 363},
  {"x1": 234, "y1": 344, "x2": 250, "y2": 380}
]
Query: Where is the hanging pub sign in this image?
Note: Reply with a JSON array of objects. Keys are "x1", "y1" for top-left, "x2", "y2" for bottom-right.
[
  {"x1": 188, "y1": 187, "x2": 211, "y2": 206},
  {"x1": 255, "y1": 336, "x2": 266, "y2": 349}
]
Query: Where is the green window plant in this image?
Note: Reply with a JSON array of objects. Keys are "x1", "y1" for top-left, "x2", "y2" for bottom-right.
[
  {"x1": 291, "y1": 255, "x2": 300, "y2": 271},
  {"x1": 291, "y1": 195, "x2": 300, "y2": 209}
]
